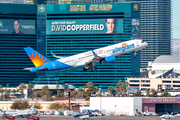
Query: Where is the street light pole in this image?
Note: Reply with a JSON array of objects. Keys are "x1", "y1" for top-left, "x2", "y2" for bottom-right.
[{"x1": 99, "y1": 85, "x2": 102, "y2": 113}]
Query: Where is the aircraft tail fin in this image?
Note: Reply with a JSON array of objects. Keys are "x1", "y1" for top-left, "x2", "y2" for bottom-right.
[
  {"x1": 24, "y1": 47, "x2": 51, "y2": 67},
  {"x1": 30, "y1": 104, "x2": 34, "y2": 109},
  {"x1": 136, "y1": 109, "x2": 139, "y2": 114},
  {"x1": 0, "y1": 109, "x2": 6, "y2": 115},
  {"x1": 87, "y1": 110, "x2": 92, "y2": 115}
]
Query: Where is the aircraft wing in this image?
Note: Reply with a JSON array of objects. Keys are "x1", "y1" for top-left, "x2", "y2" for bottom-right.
[{"x1": 85, "y1": 50, "x2": 105, "y2": 67}]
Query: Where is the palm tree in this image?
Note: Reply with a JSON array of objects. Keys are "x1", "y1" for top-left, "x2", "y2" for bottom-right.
[
  {"x1": 19, "y1": 83, "x2": 27, "y2": 99},
  {"x1": 12, "y1": 89, "x2": 16, "y2": 96},
  {"x1": 56, "y1": 84, "x2": 59, "y2": 97},
  {"x1": 28, "y1": 84, "x2": 34, "y2": 98},
  {"x1": 116, "y1": 80, "x2": 123, "y2": 97},
  {"x1": 108, "y1": 86, "x2": 114, "y2": 97},
  {"x1": 33, "y1": 89, "x2": 37, "y2": 99},
  {"x1": 145, "y1": 89, "x2": 150, "y2": 97},
  {"x1": 41, "y1": 85, "x2": 49, "y2": 101}
]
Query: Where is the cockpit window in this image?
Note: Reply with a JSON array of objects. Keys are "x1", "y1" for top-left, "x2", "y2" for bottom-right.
[{"x1": 141, "y1": 40, "x2": 144, "y2": 43}]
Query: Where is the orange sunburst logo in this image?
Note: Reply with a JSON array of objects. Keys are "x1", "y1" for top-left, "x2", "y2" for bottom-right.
[
  {"x1": 28, "y1": 52, "x2": 49, "y2": 67},
  {"x1": 122, "y1": 43, "x2": 127, "y2": 47}
]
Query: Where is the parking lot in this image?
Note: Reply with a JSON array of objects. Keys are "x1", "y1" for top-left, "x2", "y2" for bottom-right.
[{"x1": 2, "y1": 115, "x2": 180, "y2": 120}]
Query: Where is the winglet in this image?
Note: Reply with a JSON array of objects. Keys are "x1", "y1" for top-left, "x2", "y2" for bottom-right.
[
  {"x1": 50, "y1": 50, "x2": 65, "y2": 59},
  {"x1": 50, "y1": 50, "x2": 56, "y2": 58},
  {"x1": 92, "y1": 50, "x2": 97, "y2": 57}
]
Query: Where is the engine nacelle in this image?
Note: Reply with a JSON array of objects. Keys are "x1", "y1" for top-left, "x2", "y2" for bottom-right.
[{"x1": 100, "y1": 55, "x2": 115, "y2": 64}]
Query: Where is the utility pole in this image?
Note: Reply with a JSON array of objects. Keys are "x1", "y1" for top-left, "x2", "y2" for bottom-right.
[{"x1": 68, "y1": 90, "x2": 71, "y2": 110}]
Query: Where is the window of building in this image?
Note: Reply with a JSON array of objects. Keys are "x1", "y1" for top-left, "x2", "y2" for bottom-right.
[
  {"x1": 162, "y1": 80, "x2": 171, "y2": 83},
  {"x1": 130, "y1": 84, "x2": 139, "y2": 86},
  {"x1": 173, "y1": 85, "x2": 180, "y2": 87},
  {"x1": 141, "y1": 88, "x2": 150, "y2": 91},
  {"x1": 141, "y1": 80, "x2": 150, "y2": 83},
  {"x1": 129, "y1": 80, "x2": 139, "y2": 82},
  {"x1": 173, "y1": 81, "x2": 180, "y2": 83},
  {"x1": 141, "y1": 84, "x2": 150, "y2": 87}
]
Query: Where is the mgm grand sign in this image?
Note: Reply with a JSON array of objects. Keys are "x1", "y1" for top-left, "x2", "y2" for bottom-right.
[{"x1": 70, "y1": 4, "x2": 112, "y2": 12}]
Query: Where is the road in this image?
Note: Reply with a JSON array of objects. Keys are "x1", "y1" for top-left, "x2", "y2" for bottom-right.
[{"x1": 2, "y1": 115, "x2": 179, "y2": 120}]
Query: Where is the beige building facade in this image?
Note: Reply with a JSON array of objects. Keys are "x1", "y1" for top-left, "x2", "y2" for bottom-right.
[{"x1": 127, "y1": 77, "x2": 180, "y2": 93}]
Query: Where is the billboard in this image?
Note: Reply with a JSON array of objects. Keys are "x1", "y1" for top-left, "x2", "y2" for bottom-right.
[
  {"x1": 0, "y1": 19, "x2": 35, "y2": 34},
  {"x1": 47, "y1": 18, "x2": 123, "y2": 35},
  {"x1": 158, "y1": 84, "x2": 171, "y2": 90},
  {"x1": 131, "y1": 19, "x2": 140, "y2": 39}
]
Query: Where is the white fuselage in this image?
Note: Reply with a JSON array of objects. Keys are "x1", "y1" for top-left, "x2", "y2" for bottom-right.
[{"x1": 57, "y1": 39, "x2": 147, "y2": 67}]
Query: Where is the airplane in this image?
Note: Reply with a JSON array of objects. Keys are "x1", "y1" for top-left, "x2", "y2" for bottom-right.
[
  {"x1": 0, "y1": 104, "x2": 39, "y2": 120},
  {"x1": 91, "y1": 110, "x2": 103, "y2": 116},
  {"x1": 24, "y1": 39, "x2": 148, "y2": 72},
  {"x1": 146, "y1": 110, "x2": 158, "y2": 116},
  {"x1": 73, "y1": 110, "x2": 98, "y2": 120},
  {"x1": 160, "y1": 113, "x2": 174, "y2": 119}
]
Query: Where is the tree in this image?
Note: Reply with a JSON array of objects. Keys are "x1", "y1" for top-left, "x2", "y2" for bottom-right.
[
  {"x1": 77, "y1": 87, "x2": 86, "y2": 98},
  {"x1": 41, "y1": 85, "x2": 52, "y2": 101},
  {"x1": 10, "y1": 100, "x2": 29, "y2": 110},
  {"x1": 28, "y1": 84, "x2": 34, "y2": 98},
  {"x1": 108, "y1": 86, "x2": 114, "y2": 97},
  {"x1": 19, "y1": 83, "x2": 27, "y2": 99},
  {"x1": 116, "y1": 80, "x2": 129, "y2": 97},
  {"x1": 84, "y1": 82, "x2": 98, "y2": 97},
  {"x1": 29, "y1": 103, "x2": 43, "y2": 109},
  {"x1": 48, "y1": 103, "x2": 69, "y2": 110},
  {"x1": 71, "y1": 90, "x2": 77, "y2": 97},
  {"x1": 135, "y1": 90, "x2": 143, "y2": 97},
  {"x1": 12, "y1": 89, "x2": 16, "y2": 96},
  {"x1": 56, "y1": 84, "x2": 59, "y2": 97},
  {"x1": 33, "y1": 89, "x2": 37, "y2": 99},
  {"x1": 161, "y1": 90, "x2": 172, "y2": 97},
  {"x1": 116, "y1": 80, "x2": 123, "y2": 97},
  {"x1": 145, "y1": 89, "x2": 150, "y2": 97},
  {"x1": 150, "y1": 89, "x2": 158, "y2": 97},
  {"x1": 57, "y1": 90, "x2": 64, "y2": 97}
]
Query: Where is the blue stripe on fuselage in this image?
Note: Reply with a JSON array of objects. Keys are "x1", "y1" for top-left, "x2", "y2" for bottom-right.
[{"x1": 31, "y1": 61, "x2": 73, "y2": 72}]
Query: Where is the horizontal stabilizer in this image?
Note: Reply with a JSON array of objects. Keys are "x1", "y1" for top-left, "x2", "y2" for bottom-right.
[
  {"x1": 50, "y1": 50, "x2": 65, "y2": 59},
  {"x1": 23, "y1": 68, "x2": 34, "y2": 70}
]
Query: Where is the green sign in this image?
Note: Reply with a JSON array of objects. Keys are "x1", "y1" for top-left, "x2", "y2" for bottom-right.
[
  {"x1": 0, "y1": 19, "x2": 35, "y2": 34},
  {"x1": 47, "y1": 18, "x2": 123, "y2": 35}
]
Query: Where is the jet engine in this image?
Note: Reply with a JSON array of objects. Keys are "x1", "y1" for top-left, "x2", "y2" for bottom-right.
[{"x1": 100, "y1": 55, "x2": 115, "y2": 64}]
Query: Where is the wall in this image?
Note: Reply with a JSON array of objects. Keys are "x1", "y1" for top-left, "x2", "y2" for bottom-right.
[{"x1": 90, "y1": 97, "x2": 143, "y2": 116}]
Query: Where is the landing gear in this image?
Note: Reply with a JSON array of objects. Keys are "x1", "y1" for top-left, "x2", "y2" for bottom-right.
[
  {"x1": 134, "y1": 51, "x2": 137, "y2": 58},
  {"x1": 91, "y1": 67, "x2": 97, "y2": 72},
  {"x1": 83, "y1": 68, "x2": 88, "y2": 71},
  {"x1": 83, "y1": 67, "x2": 97, "y2": 71}
]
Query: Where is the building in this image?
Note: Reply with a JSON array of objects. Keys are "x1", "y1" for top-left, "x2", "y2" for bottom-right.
[
  {"x1": 127, "y1": 55, "x2": 180, "y2": 92},
  {"x1": 0, "y1": 4, "x2": 37, "y2": 87},
  {"x1": 125, "y1": 0, "x2": 172, "y2": 71},
  {"x1": 0, "y1": 2, "x2": 140, "y2": 91},
  {"x1": 89, "y1": 97, "x2": 180, "y2": 116},
  {"x1": 147, "y1": 55, "x2": 180, "y2": 78},
  {"x1": 127, "y1": 77, "x2": 180, "y2": 93}
]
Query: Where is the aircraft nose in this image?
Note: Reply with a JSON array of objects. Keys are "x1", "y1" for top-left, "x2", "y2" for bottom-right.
[{"x1": 144, "y1": 42, "x2": 148, "y2": 46}]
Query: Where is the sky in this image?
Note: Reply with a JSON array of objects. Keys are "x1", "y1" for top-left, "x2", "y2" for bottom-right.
[{"x1": 173, "y1": 0, "x2": 180, "y2": 38}]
